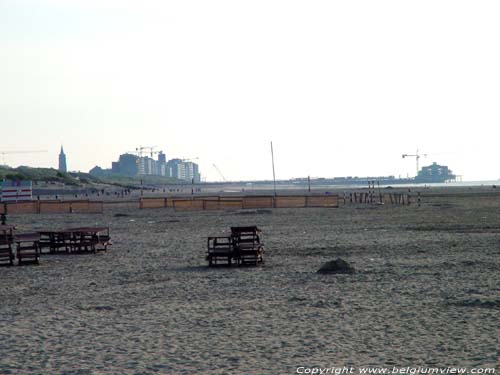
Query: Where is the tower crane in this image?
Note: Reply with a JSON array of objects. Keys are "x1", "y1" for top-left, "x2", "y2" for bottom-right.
[
  {"x1": 213, "y1": 164, "x2": 227, "y2": 182},
  {"x1": 402, "y1": 149, "x2": 451, "y2": 178},
  {"x1": 135, "y1": 146, "x2": 157, "y2": 158},
  {"x1": 402, "y1": 149, "x2": 427, "y2": 176},
  {"x1": 0, "y1": 150, "x2": 48, "y2": 166}
]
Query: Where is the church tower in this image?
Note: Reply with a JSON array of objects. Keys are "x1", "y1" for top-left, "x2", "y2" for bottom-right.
[{"x1": 58, "y1": 146, "x2": 67, "y2": 173}]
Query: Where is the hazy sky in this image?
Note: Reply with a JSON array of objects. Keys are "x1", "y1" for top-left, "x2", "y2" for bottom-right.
[{"x1": 1, "y1": 0, "x2": 499, "y2": 181}]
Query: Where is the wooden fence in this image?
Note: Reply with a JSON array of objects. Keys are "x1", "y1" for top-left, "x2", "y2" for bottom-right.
[
  {"x1": 344, "y1": 192, "x2": 412, "y2": 205},
  {"x1": 1, "y1": 200, "x2": 104, "y2": 214},
  {"x1": 139, "y1": 195, "x2": 339, "y2": 211}
]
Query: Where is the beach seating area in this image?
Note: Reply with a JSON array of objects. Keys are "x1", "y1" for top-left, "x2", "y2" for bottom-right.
[
  {"x1": 38, "y1": 227, "x2": 111, "y2": 254},
  {"x1": 207, "y1": 226, "x2": 264, "y2": 266},
  {"x1": 0, "y1": 224, "x2": 111, "y2": 266}
]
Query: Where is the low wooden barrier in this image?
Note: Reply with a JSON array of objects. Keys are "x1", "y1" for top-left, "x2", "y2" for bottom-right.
[
  {"x1": 81, "y1": 201, "x2": 104, "y2": 213},
  {"x1": 1, "y1": 200, "x2": 104, "y2": 214},
  {"x1": 4, "y1": 201, "x2": 38, "y2": 214},
  {"x1": 148, "y1": 195, "x2": 340, "y2": 211},
  {"x1": 306, "y1": 195, "x2": 339, "y2": 207},
  {"x1": 275, "y1": 196, "x2": 307, "y2": 208},
  {"x1": 242, "y1": 196, "x2": 274, "y2": 209},
  {"x1": 139, "y1": 198, "x2": 167, "y2": 209},
  {"x1": 172, "y1": 199, "x2": 205, "y2": 211},
  {"x1": 203, "y1": 199, "x2": 243, "y2": 211},
  {"x1": 39, "y1": 201, "x2": 72, "y2": 213}
]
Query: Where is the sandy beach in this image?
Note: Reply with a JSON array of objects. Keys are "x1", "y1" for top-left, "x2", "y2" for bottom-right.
[{"x1": 1, "y1": 188, "x2": 499, "y2": 374}]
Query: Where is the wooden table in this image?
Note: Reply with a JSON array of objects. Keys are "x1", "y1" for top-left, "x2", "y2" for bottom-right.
[{"x1": 39, "y1": 227, "x2": 111, "y2": 254}]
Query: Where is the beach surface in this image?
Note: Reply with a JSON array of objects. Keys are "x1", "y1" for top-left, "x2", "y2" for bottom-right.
[{"x1": 1, "y1": 189, "x2": 499, "y2": 374}]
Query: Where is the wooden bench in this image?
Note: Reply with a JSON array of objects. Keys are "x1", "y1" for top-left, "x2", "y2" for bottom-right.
[
  {"x1": 38, "y1": 231, "x2": 71, "y2": 254},
  {"x1": 15, "y1": 233, "x2": 40, "y2": 265},
  {"x1": 68, "y1": 227, "x2": 111, "y2": 253},
  {"x1": 230, "y1": 226, "x2": 264, "y2": 266},
  {"x1": 206, "y1": 226, "x2": 265, "y2": 267},
  {"x1": 207, "y1": 236, "x2": 233, "y2": 266}
]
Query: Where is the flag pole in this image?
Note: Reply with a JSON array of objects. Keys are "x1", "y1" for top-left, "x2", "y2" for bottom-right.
[{"x1": 271, "y1": 141, "x2": 277, "y2": 197}]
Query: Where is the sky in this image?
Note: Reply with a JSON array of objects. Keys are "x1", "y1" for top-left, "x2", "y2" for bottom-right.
[{"x1": 1, "y1": 0, "x2": 499, "y2": 182}]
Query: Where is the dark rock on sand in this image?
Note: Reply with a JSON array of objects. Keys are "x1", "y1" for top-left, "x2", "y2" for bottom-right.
[{"x1": 317, "y1": 258, "x2": 355, "y2": 274}]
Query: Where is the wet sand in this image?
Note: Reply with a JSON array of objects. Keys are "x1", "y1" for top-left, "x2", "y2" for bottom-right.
[{"x1": 1, "y1": 190, "x2": 499, "y2": 374}]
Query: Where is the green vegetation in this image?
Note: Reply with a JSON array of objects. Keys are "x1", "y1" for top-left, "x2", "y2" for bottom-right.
[
  {"x1": 0, "y1": 166, "x2": 79, "y2": 185},
  {"x1": 0, "y1": 166, "x2": 183, "y2": 188}
]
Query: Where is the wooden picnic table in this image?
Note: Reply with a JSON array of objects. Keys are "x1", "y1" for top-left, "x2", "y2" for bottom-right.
[
  {"x1": 38, "y1": 230, "x2": 71, "y2": 254},
  {"x1": 230, "y1": 226, "x2": 264, "y2": 266},
  {"x1": 38, "y1": 227, "x2": 111, "y2": 254},
  {"x1": 207, "y1": 226, "x2": 264, "y2": 267}
]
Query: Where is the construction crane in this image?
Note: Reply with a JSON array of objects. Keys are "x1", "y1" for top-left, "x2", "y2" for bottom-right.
[
  {"x1": 213, "y1": 164, "x2": 227, "y2": 182},
  {"x1": 0, "y1": 150, "x2": 48, "y2": 166},
  {"x1": 135, "y1": 146, "x2": 157, "y2": 158},
  {"x1": 402, "y1": 149, "x2": 428, "y2": 177},
  {"x1": 181, "y1": 157, "x2": 199, "y2": 162}
]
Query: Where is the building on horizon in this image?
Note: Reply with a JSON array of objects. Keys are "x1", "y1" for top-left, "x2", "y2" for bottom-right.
[
  {"x1": 415, "y1": 162, "x2": 456, "y2": 183},
  {"x1": 165, "y1": 159, "x2": 200, "y2": 182},
  {"x1": 111, "y1": 153, "x2": 139, "y2": 176},
  {"x1": 91, "y1": 151, "x2": 201, "y2": 182},
  {"x1": 58, "y1": 146, "x2": 67, "y2": 173}
]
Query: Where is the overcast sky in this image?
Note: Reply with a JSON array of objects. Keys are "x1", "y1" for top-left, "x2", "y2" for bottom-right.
[{"x1": 1, "y1": 0, "x2": 499, "y2": 181}]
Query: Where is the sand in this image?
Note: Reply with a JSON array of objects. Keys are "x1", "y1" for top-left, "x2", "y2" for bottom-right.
[{"x1": 0, "y1": 190, "x2": 499, "y2": 374}]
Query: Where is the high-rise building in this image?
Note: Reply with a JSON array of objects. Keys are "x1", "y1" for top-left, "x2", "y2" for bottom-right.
[
  {"x1": 158, "y1": 151, "x2": 166, "y2": 163},
  {"x1": 111, "y1": 153, "x2": 139, "y2": 175},
  {"x1": 58, "y1": 146, "x2": 67, "y2": 173},
  {"x1": 165, "y1": 159, "x2": 200, "y2": 182},
  {"x1": 90, "y1": 151, "x2": 201, "y2": 181}
]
